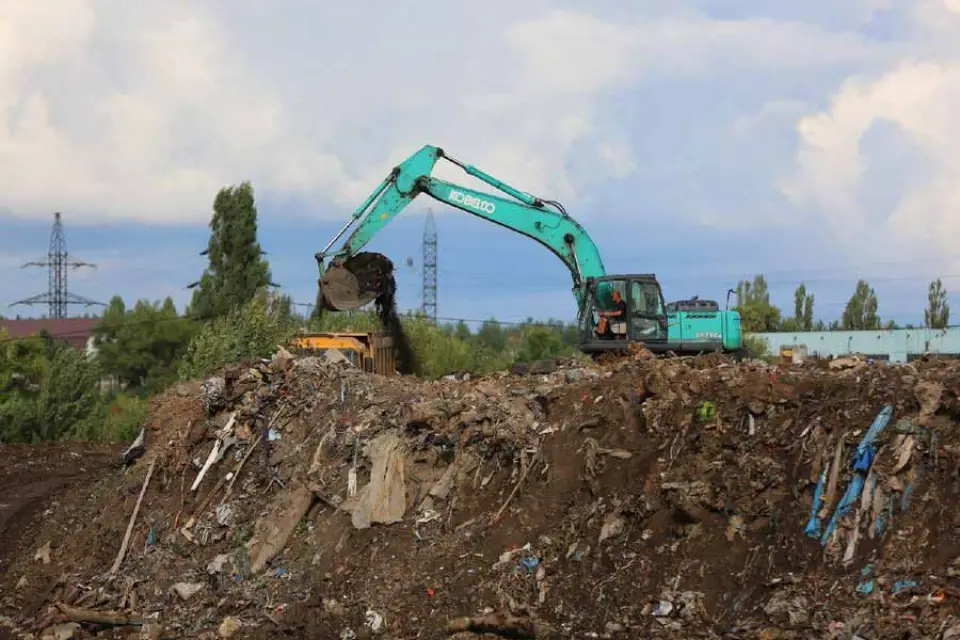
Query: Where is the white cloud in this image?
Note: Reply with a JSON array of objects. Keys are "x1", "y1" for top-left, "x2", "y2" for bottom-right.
[
  {"x1": 0, "y1": 1, "x2": 883, "y2": 226},
  {"x1": 783, "y1": 0, "x2": 960, "y2": 273}
]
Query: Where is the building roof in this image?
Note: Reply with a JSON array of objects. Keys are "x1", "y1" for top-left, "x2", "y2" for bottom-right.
[{"x1": 0, "y1": 318, "x2": 101, "y2": 350}]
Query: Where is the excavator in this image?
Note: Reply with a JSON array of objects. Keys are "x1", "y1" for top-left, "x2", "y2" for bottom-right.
[{"x1": 315, "y1": 145, "x2": 745, "y2": 357}]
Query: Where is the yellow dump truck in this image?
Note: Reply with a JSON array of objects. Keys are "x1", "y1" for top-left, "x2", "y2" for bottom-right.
[{"x1": 290, "y1": 332, "x2": 397, "y2": 375}]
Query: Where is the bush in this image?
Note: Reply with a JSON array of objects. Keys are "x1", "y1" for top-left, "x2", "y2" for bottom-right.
[
  {"x1": 743, "y1": 334, "x2": 771, "y2": 359},
  {"x1": 99, "y1": 393, "x2": 150, "y2": 442},
  {"x1": 178, "y1": 290, "x2": 299, "y2": 381}
]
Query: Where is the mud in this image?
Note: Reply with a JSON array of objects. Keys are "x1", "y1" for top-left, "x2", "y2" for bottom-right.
[{"x1": 0, "y1": 442, "x2": 121, "y2": 583}]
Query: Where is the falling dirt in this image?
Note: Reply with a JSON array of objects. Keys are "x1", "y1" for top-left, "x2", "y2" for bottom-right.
[{"x1": 337, "y1": 251, "x2": 417, "y2": 375}]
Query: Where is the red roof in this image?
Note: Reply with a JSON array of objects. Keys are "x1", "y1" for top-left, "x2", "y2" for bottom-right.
[{"x1": 0, "y1": 318, "x2": 101, "y2": 350}]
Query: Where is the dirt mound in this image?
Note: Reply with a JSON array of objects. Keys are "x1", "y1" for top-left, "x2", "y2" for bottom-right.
[{"x1": 3, "y1": 353, "x2": 960, "y2": 638}]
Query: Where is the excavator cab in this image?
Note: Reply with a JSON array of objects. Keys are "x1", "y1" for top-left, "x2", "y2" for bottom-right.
[{"x1": 580, "y1": 275, "x2": 670, "y2": 354}]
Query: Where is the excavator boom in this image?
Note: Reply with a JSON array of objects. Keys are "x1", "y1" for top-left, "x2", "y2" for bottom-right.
[
  {"x1": 316, "y1": 144, "x2": 745, "y2": 358},
  {"x1": 316, "y1": 145, "x2": 605, "y2": 311}
]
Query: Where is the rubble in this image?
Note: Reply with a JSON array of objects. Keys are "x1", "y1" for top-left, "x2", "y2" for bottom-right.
[{"x1": 1, "y1": 352, "x2": 960, "y2": 638}]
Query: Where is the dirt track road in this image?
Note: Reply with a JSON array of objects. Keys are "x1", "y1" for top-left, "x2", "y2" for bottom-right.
[{"x1": 0, "y1": 443, "x2": 121, "y2": 576}]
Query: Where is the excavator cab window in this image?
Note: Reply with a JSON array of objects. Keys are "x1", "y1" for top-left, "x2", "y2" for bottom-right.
[
  {"x1": 628, "y1": 279, "x2": 668, "y2": 340},
  {"x1": 584, "y1": 277, "x2": 667, "y2": 343},
  {"x1": 585, "y1": 280, "x2": 627, "y2": 339}
]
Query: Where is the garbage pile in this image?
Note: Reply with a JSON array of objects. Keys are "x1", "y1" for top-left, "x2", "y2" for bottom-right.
[{"x1": 3, "y1": 350, "x2": 960, "y2": 639}]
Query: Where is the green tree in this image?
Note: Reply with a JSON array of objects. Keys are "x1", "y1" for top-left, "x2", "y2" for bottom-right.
[
  {"x1": 453, "y1": 320, "x2": 472, "y2": 342},
  {"x1": 734, "y1": 275, "x2": 782, "y2": 332},
  {"x1": 516, "y1": 326, "x2": 569, "y2": 362},
  {"x1": 475, "y1": 319, "x2": 507, "y2": 352},
  {"x1": 0, "y1": 330, "x2": 47, "y2": 443},
  {"x1": 841, "y1": 280, "x2": 880, "y2": 330},
  {"x1": 191, "y1": 182, "x2": 273, "y2": 320},
  {"x1": 925, "y1": 278, "x2": 950, "y2": 329},
  {"x1": 36, "y1": 344, "x2": 104, "y2": 441},
  {"x1": 790, "y1": 283, "x2": 815, "y2": 331},
  {"x1": 94, "y1": 296, "x2": 197, "y2": 391}
]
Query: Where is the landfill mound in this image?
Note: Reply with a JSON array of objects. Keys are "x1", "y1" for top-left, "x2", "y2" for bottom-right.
[{"x1": 2, "y1": 352, "x2": 960, "y2": 639}]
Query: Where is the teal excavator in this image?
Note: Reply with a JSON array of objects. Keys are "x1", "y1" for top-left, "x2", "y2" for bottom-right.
[{"x1": 315, "y1": 145, "x2": 744, "y2": 357}]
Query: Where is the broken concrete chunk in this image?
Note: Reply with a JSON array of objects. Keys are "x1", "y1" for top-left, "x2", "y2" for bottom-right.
[{"x1": 171, "y1": 582, "x2": 205, "y2": 601}]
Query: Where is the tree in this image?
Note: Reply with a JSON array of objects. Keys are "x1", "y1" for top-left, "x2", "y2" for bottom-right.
[
  {"x1": 841, "y1": 280, "x2": 880, "y2": 330},
  {"x1": 36, "y1": 344, "x2": 104, "y2": 441},
  {"x1": 0, "y1": 330, "x2": 47, "y2": 443},
  {"x1": 475, "y1": 319, "x2": 507, "y2": 352},
  {"x1": 191, "y1": 182, "x2": 273, "y2": 320},
  {"x1": 516, "y1": 326, "x2": 569, "y2": 363},
  {"x1": 94, "y1": 296, "x2": 197, "y2": 391},
  {"x1": 925, "y1": 278, "x2": 950, "y2": 329},
  {"x1": 794, "y1": 284, "x2": 815, "y2": 331},
  {"x1": 733, "y1": 275, "x2": 781, "y2": 332},
  {"x1": 0, "y1": 329, "x2": 107, "y2": 443}
]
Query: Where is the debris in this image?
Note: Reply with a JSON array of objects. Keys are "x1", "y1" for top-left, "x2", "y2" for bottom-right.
[
  {"x1": 446, "y1": 612, "x2": 550, "y2": 638},
  {"x1": 122, "y1": 426, "x2": 147, "y2": 466},
  {"x1": 53, "y1": 603, "x2": 143, "y2": 627},
  {"x1": 365, "y1": 609, "x2": 385, "y2": 634},
  {"x1": 171, "y1": 582, "x2": 204, "y2": 601},
  {"x1": 493, "y1": 448, "x2": 541, "y2": 523},
  {"x1": 40, "y1": 622, "x2": 80, "y2": 640},
  {"x1": 247, "y1": 482, "x2": 315, "y2": 573},
  {"x1": 34, "y1": 541, "x2": 51, "y2": 564},
  {"x1": 109, "y1": 456, "x2": 156, "y2": 575},
  {"x1": 350, "y1": 433, "x2": 407, "y2": 529},
  {"x1": 3, "y1": 350, "x2": 960, "y2": 638},
  {"x1": 218, "y1": 616, "x2": 241, "y2": 638},
  {"x1": 598, "y1": 512, "x2": 625, "y2": 543}
]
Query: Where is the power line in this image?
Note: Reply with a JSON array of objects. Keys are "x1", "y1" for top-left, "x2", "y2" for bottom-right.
[{"x1": 10, "y1": 212, "x2": 104, "y2": 318}]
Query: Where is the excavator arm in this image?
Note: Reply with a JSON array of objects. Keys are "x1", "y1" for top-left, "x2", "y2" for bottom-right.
[{"x1": 316, "y1": 145, "x2": 606, "y2": 312}]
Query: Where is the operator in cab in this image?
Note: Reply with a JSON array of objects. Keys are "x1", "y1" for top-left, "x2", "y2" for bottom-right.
[{"x1": 595, "y1": 289, "x2": 627, "y2": 340}]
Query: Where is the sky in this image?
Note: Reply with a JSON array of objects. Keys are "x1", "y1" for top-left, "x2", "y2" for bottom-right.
[{"x1": 2, "y1": 0, "x2": 960, "y2": 327}]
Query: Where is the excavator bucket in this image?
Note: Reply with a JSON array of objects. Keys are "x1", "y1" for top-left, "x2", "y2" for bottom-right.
[{"x1": 319, "y1": 252, "x2": 396, "y2": 311}]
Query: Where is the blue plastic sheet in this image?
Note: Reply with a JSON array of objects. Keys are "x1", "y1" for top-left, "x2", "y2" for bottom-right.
[{"x1": 816, "y1": 405, "x2": 893, "y2": 546}]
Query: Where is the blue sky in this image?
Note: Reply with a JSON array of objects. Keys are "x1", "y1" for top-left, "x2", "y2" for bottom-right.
[{"x1": 2, "y1": 0, "x2": 959, "y2": 327}]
